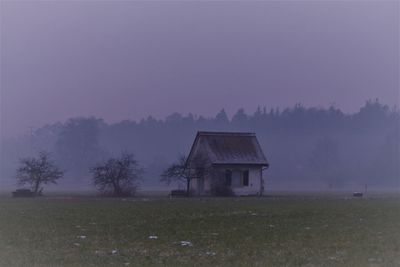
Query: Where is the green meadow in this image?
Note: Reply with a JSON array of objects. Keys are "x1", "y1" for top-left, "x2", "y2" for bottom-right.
[{"x1": 0, "y1": 195, "x2": 399, "y2": 267}]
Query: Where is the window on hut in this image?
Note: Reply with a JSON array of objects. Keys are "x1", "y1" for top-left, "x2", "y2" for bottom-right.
[
  {"x1": 232, "y1": 171, "x2": 242, "y2": 187},
  {"x1": 243, "y1": 170, "x2": 249, "y2": 186},
  {"x1": 225, "y1": 170, "x2": 232, "y2": 186},
  {"x1": 226, "y1": 169, "x2": 250, "y2": 187}
]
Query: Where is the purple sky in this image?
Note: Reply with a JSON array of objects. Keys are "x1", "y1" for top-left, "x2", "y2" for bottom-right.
[{"x1": 1, "y1": 1, "x2": 398, "y2": 138}]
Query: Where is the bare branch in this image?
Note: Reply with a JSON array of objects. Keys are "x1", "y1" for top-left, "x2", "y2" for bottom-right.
[
  {"x1": 15, "y1": 151, "x2": 63, "y2": 195},
  {"x1": 90, "y1": 152, "x2": 142, "y2": 197}
]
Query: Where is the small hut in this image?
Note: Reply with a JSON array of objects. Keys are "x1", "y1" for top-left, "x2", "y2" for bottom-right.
[{"x1": 186, "y1": 131, "x2": 269, "y2": 196}]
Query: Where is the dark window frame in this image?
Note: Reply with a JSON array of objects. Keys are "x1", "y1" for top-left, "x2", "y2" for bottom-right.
[
  {"x1": 243, "y1": 170, "x2": 249, "y2": 186},
  {"x1": 225, "y1": 169, "x2": 232, "y2": 186}
]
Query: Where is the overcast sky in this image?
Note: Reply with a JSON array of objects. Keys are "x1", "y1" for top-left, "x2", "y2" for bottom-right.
[{"x1": 1, "y1": 1, "x2": 398, "y2": 138}]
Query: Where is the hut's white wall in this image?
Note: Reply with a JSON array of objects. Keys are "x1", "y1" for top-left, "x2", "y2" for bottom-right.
[
  {"x1": 231, "y1": 167, "x2": 262, "y2": 196},
  {"x1": 189, "y1": 166, "x2": 263, "y2": 196}
]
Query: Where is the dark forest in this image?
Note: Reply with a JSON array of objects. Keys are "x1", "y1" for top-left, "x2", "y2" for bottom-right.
[{"x1": 1, "y1": 99, "x2": 399, "y2": 191}]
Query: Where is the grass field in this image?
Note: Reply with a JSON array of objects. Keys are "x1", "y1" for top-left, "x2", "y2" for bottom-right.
[{"x1": 0, "y1": 194, "x2": 399, "y2": 267}]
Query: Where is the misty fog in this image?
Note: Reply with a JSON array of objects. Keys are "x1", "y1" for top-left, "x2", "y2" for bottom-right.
[{"x1": 1, "y1": 100, "x2": 399, "y2": 192}]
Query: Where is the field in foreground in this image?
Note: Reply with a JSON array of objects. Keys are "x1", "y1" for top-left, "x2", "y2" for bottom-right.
[{"x1": 0, "y1": 195, "x2": 399, "y2": 267}]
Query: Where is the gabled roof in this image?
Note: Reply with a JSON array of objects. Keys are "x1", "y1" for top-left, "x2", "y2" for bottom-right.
[{"x1": 186, "y1": 131, "x2": 269, "y2": 167}]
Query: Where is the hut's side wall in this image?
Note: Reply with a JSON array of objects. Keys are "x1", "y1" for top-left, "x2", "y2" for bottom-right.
[
  {"x1": 189, "y1": 165, "x2": 263, "y2": 196},
  {"x1": 230, "y1": 167, "x2": 262, "y2": 196}
]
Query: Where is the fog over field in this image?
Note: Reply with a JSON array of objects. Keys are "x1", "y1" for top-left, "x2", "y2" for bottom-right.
[
  {"x1": 1, "y1": 101, "x2": 399, "y2": 192},
  {"x1": 1, "y1": 1, "x2": 399, "y2": 192},
  {"x1": 1, "y1": 2, "x2": 399, "y2": 267}
]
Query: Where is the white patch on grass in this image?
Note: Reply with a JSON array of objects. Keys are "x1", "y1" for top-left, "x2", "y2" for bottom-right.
[
  {"x1": 148, "y1": 235, "x2": 158, "y2": 240},
  {"x1": 77, "y1": 235, "x2": 86, "y2": 239},
  {"x1": 73, "y1": 243, "x2": 80, "y2": 247},
  {"x1": 180, "y1": 241, "x2": 193, "y2": 247},
  {"x1": 206, "y1": 251, "x2": 216, "y2": 256},
  {"x1": 111, "y1": 249, "x2": 118, "y2": 255}
]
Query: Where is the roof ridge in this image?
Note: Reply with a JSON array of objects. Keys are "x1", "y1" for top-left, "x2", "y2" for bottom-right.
[{"x1": 197, "y1": 131, "x2": 255, "y2": 136}]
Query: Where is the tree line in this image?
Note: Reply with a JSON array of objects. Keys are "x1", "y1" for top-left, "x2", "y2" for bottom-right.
[{"x1": 1, "y1": 99, "x2": 399, "y2": 191}]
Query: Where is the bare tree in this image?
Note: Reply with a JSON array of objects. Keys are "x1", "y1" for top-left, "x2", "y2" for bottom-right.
[
  {"x1": 161, "y1": 154, "x2": 210, "y2": 196},
  {"x1": 16, "y1": 151, "x2": 63, "y2": 195},
  {"x1": 160, "y1": 155, "x2": 190, "y2": 193},
  {"x1": 90, "y1": 152, "x2": 143, "y2": 197}
]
